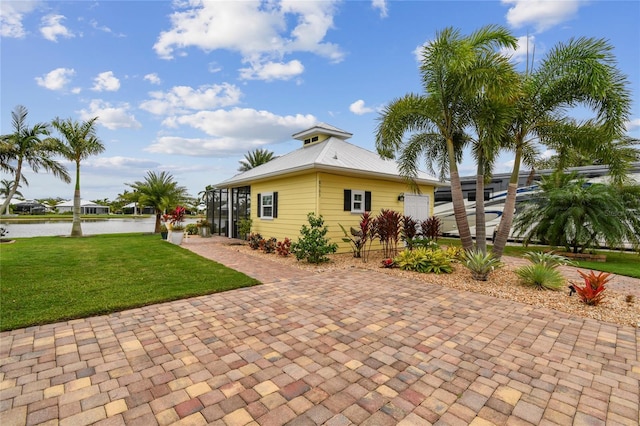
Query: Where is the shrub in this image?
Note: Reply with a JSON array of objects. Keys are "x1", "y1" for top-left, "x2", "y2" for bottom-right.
[
  {"x1": 375, "y1": 209, "x2": 402, "y2": 258},
  {"x1": 515, "y1": 264, "x2": 565, "y2": 291},
  {"x1": 573, "y1": 270, "x2": 611, "y2": 306},
  {"x1": 248, "y1": 233, "x2": 263, "y2": 250},
  {"x1": 185, "y1": 223, "x2": 199, "y2": 235},
  {"x1": 359, "y1": 211, "x2": 375, "y2": 262},
  {"x1": 291, "y1": 213, "x2": 338, "y2": 264},
  {"x1": 339, "y1": 224, "x2": 363, "y2": 258},
  {"x1": 238, "y1": 217, "x2": 252, "y2": 240},
  {"x1": 261, "y1": 237, "x2": 277, "y2": 254},
  {"x1": 381, "y1": 258, "x2": 395, "y2": 268},
  {"x1": 407, "y1": 236, "x2": 439, "y2": 250},
  {"x1": 393, "y1": 247, "x2": 453, "y2": 274},
  {"x1": 401, "y1": 216, "x2": 419, "y2": 249},
  {"x1": 524, "y1": 251, "x2": 575, "y2": 268},
  {"x1": 420, "y1": 216, "x2": 441, "y2": 241},
  {"x1": 444, "y1": 246, "x2": 465, "y2": 262},
  {"x1": 276, "y1": 238, "x2": 292, "y2": 256},
  {"x1": 463, "y1": 250, "x2": 502, "y2": 281}
]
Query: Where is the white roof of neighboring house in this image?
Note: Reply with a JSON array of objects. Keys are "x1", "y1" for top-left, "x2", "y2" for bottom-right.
[
  {"x1": 217, "y1": 124, "x2": 448, "y2": 188},
  {"x1": 57, "y1": 200, "x2": 106, "y2": 207}
]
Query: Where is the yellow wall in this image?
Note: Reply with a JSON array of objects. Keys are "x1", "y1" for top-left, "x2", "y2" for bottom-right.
[{"x1": 248, "y1": 171, "x2": 435, "y2": 254}]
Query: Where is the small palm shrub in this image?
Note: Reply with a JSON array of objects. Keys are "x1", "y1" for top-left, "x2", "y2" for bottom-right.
[
  {"x1": 573, "y1": 270, "x2": 611, "y2": 305},
  {"x1": 524, "y1": 251, "x2": 575, "y2": 268},
  {"x1": 463, "y1": 250, "x2": 502, "y2": 281},
  {"x1": 515, "y1": 264, "x2": 565, "y2": 290},
  {"x1": 291, "y1": 213, "x2": 338, "y2": 264}
]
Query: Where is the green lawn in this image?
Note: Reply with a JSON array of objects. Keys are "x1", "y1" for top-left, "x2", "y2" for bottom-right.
[
  {"x1": 439, "y1": 237, "x2": 640, "y2": 278},
  {"x1": 0, "y1": 234, "x2": 259, "y2": 331}
]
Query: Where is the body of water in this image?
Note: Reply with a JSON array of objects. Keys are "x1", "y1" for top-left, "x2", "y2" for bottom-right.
[{"x1": 1, "y1": 217, "x2": 198, "y2": 238}]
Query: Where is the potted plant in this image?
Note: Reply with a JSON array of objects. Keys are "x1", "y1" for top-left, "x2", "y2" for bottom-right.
[
  {"x1": 160, "y1": 224, "x2": 168, "y2": 240},
  {"x1": 168, "y1": 206, "x2": 186, "y2": 245},
  {"x1": 197, "y1": 219, "x2": 211, "y2": 238}
]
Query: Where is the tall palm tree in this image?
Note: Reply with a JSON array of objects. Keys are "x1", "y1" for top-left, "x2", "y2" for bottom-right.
[
  {"x1": 0, "y1": 179, "x2": 24, "y2": 215},
  {"x1": 51, "y1": 116, "x2": 105, "y2": 237},
  {"x1": 0, "y1": 106, "x2": 71, "y2": 215},
  {"x1": 127, "y1": 171, "x2": 190, "y2": 233},
  {"x1": 376, "y1": 25, "x2": 518, "y2": 251},
  {"x1": 238, "y1": 148, "x2": 275, "y2": 172},
  {"x1": 492, "y1": 37, "x2": 633, "y2": 258}
]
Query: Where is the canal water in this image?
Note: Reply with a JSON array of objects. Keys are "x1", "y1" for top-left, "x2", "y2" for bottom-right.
[{"x1": 1, "y1": 217, "x2": 198, "y2": 238}]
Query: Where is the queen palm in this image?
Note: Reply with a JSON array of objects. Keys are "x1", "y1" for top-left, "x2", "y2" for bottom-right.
[
  {"x1": 238, "y1": 148, "x2": 275, "y2": 172},
  {"x1": 492, "y1": 37, "x2": 632, "y2": 258},
  {"x1": 376, "y1": 25, "x2": 518, "y2": 251},
  {"x1": 0, "y1": 106, "x2": 70, "y2": 215},
  {"x1": 127, "y1": 171, "x2": 190, "y2": 233},
  {"x1": 51, "y1": 117, "x2": 105, "y2": 237},
  {"x1": 1, "y1": 179, "x2": 24, "y2": 215}
]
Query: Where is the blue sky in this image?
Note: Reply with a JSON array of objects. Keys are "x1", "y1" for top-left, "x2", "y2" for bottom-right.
[{"x1": 1, "y1": 0, "x2": 639, "y2": 202}]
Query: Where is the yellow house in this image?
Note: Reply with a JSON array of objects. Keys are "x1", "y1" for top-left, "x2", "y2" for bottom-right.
[{"x1": 208, "y1": 123, "x2": 449, "y2": 253}]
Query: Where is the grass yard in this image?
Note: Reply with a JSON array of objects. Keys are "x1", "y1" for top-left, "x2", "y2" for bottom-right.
[
  {"x1": 0, "y1": 234, "x2": 259, "y2": 331},
  {"x1": 439, "y1": 237, "x2": 640, "y2": 279}
]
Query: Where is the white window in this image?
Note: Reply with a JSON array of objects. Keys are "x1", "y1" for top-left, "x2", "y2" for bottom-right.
[
  {"x1": 351, "y1": 190, "x2": 365, "y2": 213},
  {"x1": 261, "y1": 192, "x2": 273, "y2": 218}
]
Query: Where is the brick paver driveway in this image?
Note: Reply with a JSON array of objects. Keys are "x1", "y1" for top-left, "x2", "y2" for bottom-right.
[{"x1": 1, "y1": 238, "x2": 638, "y2": 425}]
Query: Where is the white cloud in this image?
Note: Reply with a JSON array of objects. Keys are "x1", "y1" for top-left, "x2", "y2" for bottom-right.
[
  {"x1": 501, "y1": 34, "x2": 537, "y2": 64},
  {"x1": 625, "y1": 118, "x2": 640, "y2": 132},
  {"x1": 349, "y1": 99, "x2": 374, "y2": 115},
  {"x1": 239, "y1": 59, "x2": 304, "y2": 81},
  {"x1": 372, "y1": 0, "x2": 388, "y2": 18},
  {"x1": 78, "y1": 100, "x2": 141, "y2": 130},
  {"x1": 40, "y1": 14, "x2": 74, "y2": 42},
  {"x1": 502, "y1": 0, "x2": 585, "y2": 32},
  {"x1": 153, "y1": 0, "x2": 343, "y2": 80},
  {"x1": 0, "y1": 1, "x2": 39, "y2": 38},
  {"x1": 89, "y1": 156, "x2": 160, "y2": 170},
  {"x1": 140, "y1": 83, "x2": 242, "y2": 115},
  {"x1": 148, "y1": 108, "x2": 317, "y2": 156},
  {"x1": 35, "y1": 67, "x2": 76, "y2": 91},
  {"x1": 413, "y1": 41, "x2": 428, "y2": 62},
  {"x1": 92, "y1": 71, "x2": 120, "y2": 92},
  {"x1": 144, "y1": 73, "x2": 162, "y2": 85}
]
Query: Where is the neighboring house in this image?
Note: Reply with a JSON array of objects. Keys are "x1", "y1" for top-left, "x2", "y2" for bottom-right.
[
  {"x1": 13, "y1": 201, "x2": 46, "y2": 215},
  {"x1": 122, "y1": 202, "x2": 155, "y2": 215},
  {"x1": 209, "y1": 123, "x2": 448, "y2": 253},
  {"x1": 57, "y1": 200, "x2": 110, "y2": 214}
]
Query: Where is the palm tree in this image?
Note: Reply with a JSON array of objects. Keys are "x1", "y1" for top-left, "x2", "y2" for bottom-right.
[
  {"x1": 238, "y1": 148, "x2": 275, "y2": 172},
  {"x1": 0, "y1": 106, "x2": 71, "y2": 215},
  {"x1": 513, "y1": 172, "x2": 640, "y2": 253},
  {"x1": 51, "y1": 116, "x2": 105, "y2": 237},
  {"x1": 492, "y1": 37, "x2": 632, "y2": 258},
  {"x1": 375, "y1": 25, "x2": 518, "y2": 251},
  {"x1": 1, "y1": 179, "x2": 24, "y2": 215},
  {"x1": 127, "y1": 171, "x2": 190, "y2": 233}
]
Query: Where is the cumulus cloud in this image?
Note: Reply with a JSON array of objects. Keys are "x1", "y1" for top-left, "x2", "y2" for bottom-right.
[
  {"x1": 148, "y1": 108, "x2": 317, "y2": 156},
  {"x1": 92, "y1": 71, "x2": 120, "y2": 92},
  {"x1": 625, "y1": 118, "x2": 640, "y2": 132},
  {"x1": 502, "y1": 0, "x2": 585, "y2": 32},
  {"x1": 78, "y1": 99, "x2": 141, "y2": 130},
  {"x1": 143, "y1": 73, "x2": 161, "y2": 85},
  {"x1": 40, "y1": 14, "x2": 74, "y2": 42},
  {"x1": 89, "y1": 156, "x2": 161, "y2": 170},
  {"x1": 35, "y1": 67, "x2": 76, "y2": 91},
  {"x1": 501, "y1": 34, "x2": 538, "y2": 63},
  {"x1": 372, "y1": 0, "x2": 388, "y2": 18},
  {"x1": 0, "y1": 1, "x2": 39, "y2": 38},
  {"x1": 153, "y1": 0, "x2": 343, "y2": 81},
  {"x1": 140, "y1": 83, "x2": 242, "y2": 116},
  {"x1": 239, "y1": 59, "x2": 304, "y2": 81},
  {"x1": 349, "y1": 99, "x2": 374, "y2": 115}
]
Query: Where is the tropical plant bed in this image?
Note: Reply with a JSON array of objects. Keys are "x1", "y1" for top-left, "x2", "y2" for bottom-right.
[
  {"x1": 229, "y1": 244, "x2": 639, "y2": 328},
  {"x1": 556, "y1": 252, "x2": 607, "y2": 262}
]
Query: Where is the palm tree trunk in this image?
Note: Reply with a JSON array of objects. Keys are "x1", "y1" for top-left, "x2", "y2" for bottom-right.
[
  {"x1": 447, "y1": 139, "x2": 473, "y2": 251},
  {"x1": 492, "y1": 146, "x2": 522, "y2": 258},
  {"x1": 71, "y1": 162, "x2": 83, "y2": 237},
  {"x1": 475, "y1": 168, "x2": 486, "y2": 254},
  {"x1": 0, "y1": 161, "x2": 23, "y2": 215}
]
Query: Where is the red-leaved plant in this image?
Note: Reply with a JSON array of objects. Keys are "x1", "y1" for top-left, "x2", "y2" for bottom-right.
[
  {"x1": 573, "y1": 270, "x2": 611, "y2": 306},
  {"x1": 276, "y1": 238, "x2": 291, "y2": 256}
]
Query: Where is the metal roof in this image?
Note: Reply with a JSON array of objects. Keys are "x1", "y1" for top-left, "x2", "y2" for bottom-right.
[{"x1": 216, "y1": 135, "x2": 448, "y2": 188}]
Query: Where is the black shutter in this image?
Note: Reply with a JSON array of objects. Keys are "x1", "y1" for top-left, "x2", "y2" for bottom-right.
[
  {"x1": 257, "y1": 193, "x2": 261, "y2": 217},
  {"x1": 344, "y1": 190, "x2": 351, "y2": 211},
  {"x1": 273, "y1": 192, "x2": 278, "y2": 218},
  {"x1": 365, "y1": 191, "x2": 372, "y2": 211}
]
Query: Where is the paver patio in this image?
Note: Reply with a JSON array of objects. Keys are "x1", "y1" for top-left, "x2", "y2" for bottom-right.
[{"x1": 1, "y1": 237, "x2": 638, "y2": 425}]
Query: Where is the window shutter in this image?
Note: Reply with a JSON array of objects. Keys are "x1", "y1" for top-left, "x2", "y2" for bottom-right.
[
  {"x1": 257, "y1": 193, "x2": 261, "y2": 217},
  {"x1": 365, "y1": 191, "x2": 372, "y2": 211},
  {"x1": 343, "y1": 190, "x2": 351, "y2": 211},
  {"x1": 273, "y1": 192, "x2": 278, "y2": 218}
]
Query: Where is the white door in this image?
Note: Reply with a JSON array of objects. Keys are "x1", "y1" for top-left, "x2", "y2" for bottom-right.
[{"x1": 403, "y1": 193, "x2": 431, "y2": 222}]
